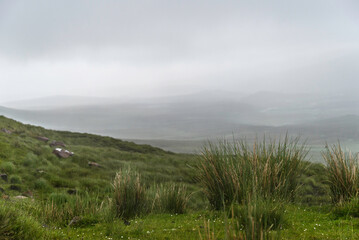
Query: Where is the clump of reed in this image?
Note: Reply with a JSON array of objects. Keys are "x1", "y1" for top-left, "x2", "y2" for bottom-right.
[
  {"x1": 322, "y1": 143, "x2": 359, "y2": 203},
  {"x1": 151, "y1": 182, "x2": 190, "y2": 214},
  {"x1": 111, "y1": 168, "x2": 191, "y2": 219},
  {"x1": 197, "y1": 136, "x2": 304, "y2": 239},
  {"x1": 233, "y1": 197, "x2": 284, "y2": 239},
  {"x1": 197, "y1": 136, "x2": 307, "y2": 210},
  {"x1": 112, "y1": 167, "x2": 147, "y2": 220},
  {"x1": 199, "y1": 198, "x2": 283, "y2": 240},
  {"x1": 41, "y1": 193, "x2": 105, "y2": 226}
]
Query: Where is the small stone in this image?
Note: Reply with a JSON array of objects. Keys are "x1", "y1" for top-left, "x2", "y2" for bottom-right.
[
  {"x1": 1, "y1": 128, "x2": 12, "y2": 134},
  {"x1": 68, "y1": 216, "x2": 81, "y2": 226},
  {"x1": 0, "y1": 174, "x2": 8, "y2": 182},
  {"x1": 88, "y1": 161, "x2": 102, "y2": 168},
  {"x1": 14, "y1": 195, "x2": 28, "y2": 200},
  {"x1": 67, "y1": 189, "x2": 77, "y2": 195},
  {"x1": 10, "y1": 185, "x2": 21, "y2": 191},
  {"x1": 22, "y1": 190, "x2": 33, "y2": 198},
  {"x1": 36, "y1": 136, "x2": 49, "y2": 142}
]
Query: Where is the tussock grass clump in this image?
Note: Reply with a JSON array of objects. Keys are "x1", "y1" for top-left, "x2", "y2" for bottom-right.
[
  {"x1": 0, "y1": 161, "x2": 15, "y2": 174},
  {"x1": 322, "y1": 143, "x2": 359, "y2": 204},
  {"x1": 233, "y1": 198, "x2": 285, "y2": 239},
  {"x1": 34, "y1": 178, "x2": 53, "y2": 192},
  {"x1": 332, "y1": 197, "x2": 359, "y2": 218},
  {"x1": 42, "y1": 193, "x2": 105, "y2": 226},
  {"x1": 197, "y1": 136, "x2": 307, "y2": 209},
  {"x1": 9, "y1": 175, "x2": 21, "y2": 184},
  {"x1": 0, "y1": 200, "x2": 45, "y2": 239},
  {"x1": 199, "y1": 198, "x2": 284, "y2": 240},
  {"x1": 112, "y1": 168, "x2": 147, "y2": 220},
  {"x1": 296, "y1": 162, "x2": 331, "y2": 205},
  {"x1": 152, "y1": 183, "x2": 190, "y2": 214},
  {"x1": 49, "y1": 192, "x2": 69, "y2": 206}
]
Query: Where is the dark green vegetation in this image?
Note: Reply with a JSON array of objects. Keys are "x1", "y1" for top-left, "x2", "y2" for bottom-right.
[{"x1": 1, "y1": 115, "x2": 359, "y2": 239}]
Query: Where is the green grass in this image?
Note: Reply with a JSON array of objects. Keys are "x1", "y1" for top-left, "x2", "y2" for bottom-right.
[
  {"x1": 323, "y1": 143, "x2": 359, "y2": 203},
  {"x1": 2, "y1": 115, "x2": 359, "y2": 239},
  {"x1": 197, "y1": 137, "x2": 307, "y2": 209},
  {"x1": 0, "y1": 115, "x2": 197, "y2": 200},
  {"x1": 112, "y1": 168, "x2": 147, "y2": 220},
  {"x1": 2, "y1": 199, "x2": 358, "y2": 240},
  {"x1": 152, "y1": 182, "x2": 191, "y2": 214}
]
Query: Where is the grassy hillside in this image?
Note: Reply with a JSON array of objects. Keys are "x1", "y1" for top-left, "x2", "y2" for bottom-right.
[
  {"x1": 0, "y1": 115, "x2": 197, "y2": 200},
  {"x1": 2, "y1": 115, "x2": 359, "y2": 240}
]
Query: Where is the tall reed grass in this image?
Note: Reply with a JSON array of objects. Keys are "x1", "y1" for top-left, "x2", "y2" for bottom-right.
[
  {"x1": 199, "y1": 198, "x2": 283, "y2": 240},
  {"x1": 41, "y1": 193, "x2": 106, "y2": 226},
  {"x1": 151, "y1": 183, "x2": 190, "y2": 214},
  {"x1": 112, "y1": 168, "x2": 147, "y2": 220},
  {"x1": 233, "y1": 198, "x2": 284, "y2": 240},
  {"x1": 322, "y1": 143, "x2": 359, "y2": 203},
  {"x1": 197, "y1": 136, "x2": 307, "y2": 210},
  {"x1": 0, "y1": 200, "x2": 45, "y2": 239}
]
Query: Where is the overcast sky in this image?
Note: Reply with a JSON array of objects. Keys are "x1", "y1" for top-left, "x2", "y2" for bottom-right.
[{"x1": 0, "y1": 0, "x2": 358, "y2": 102}]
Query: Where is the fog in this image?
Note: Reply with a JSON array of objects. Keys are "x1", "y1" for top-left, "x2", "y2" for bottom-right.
[
  {"x1": 0, "y1": 1, "x2": 359, "y2": 155},
  {"x1": 1, "y1": 0, "x2": 359, "y2": 102}
]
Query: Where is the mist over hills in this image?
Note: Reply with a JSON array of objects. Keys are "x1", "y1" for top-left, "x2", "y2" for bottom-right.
[{"x1": 0, "y1": 91, "x2": 358, "y2": 153}]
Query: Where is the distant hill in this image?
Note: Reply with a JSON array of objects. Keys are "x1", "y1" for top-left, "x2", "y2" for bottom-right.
[
  {"x1": 1, "y1": 95, "x2": 118, "y2": 110},
  {"x1": 0, "y1": 115, "x2": 195, "y2": 200},
  {"x1": 0, "y1": 91, "x2": 358, "y2": 153}
]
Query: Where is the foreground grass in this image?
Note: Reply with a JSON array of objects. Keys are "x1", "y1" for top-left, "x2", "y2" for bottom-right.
[
  {"x1": 3, "y1": 203, "x2": 355, "y2": 240},
  {"x1": 2, "y1": 116, "x2": 359, "y2": 239}
]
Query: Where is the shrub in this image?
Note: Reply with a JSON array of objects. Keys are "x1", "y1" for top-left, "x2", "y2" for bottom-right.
[
  {"x1": 152, "y1": 183, "x2": 190, "y2": 214},
  {"x1": 0, "y1": 161, "x2": 15, "y2": 174},
  {"x1": 34, "y1": 178, "x2": 52, "y2": 192},
  {"x1": 22, "y1": 153, "x2": 39, "y2": 167},
  {"x1": 112, "y1": 168, "x2": 146, "y2": 220},
  {"x1": 9, "y1": 175, "x2": 21, "y2": 184},
  {"x1": 322, "y1": 143, "x2": 359, "y2": 203},
  {"x1": 197, "y1": 136, "x2": 307, "y2": 210}
]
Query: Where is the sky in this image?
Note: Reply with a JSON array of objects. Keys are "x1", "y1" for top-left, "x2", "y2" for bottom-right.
[{"x1": 0, "y1": 0, "x2": 359, "y2": 103}]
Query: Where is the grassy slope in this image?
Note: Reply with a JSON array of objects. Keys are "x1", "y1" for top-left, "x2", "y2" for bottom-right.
[
  {"x1": 1, "y1": 115, "x2": 358, "y2": 239},
  {"x1": 0, "y1": 115, "x2": 197, "y2": 199}
]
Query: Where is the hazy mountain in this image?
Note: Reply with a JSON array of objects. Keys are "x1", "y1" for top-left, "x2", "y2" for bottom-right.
[
  {"x1": 1, "y1": 95, "x2": 119, "y2": 110},
  {"x1": 0, "y1": 91, "x2": 358, "y2": 153}
]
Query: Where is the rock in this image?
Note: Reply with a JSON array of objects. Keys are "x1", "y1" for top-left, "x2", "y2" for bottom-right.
[
  {"x1": 52, "y1": 148, "x2": 74, "y2": 158},
  {"x1": 9, "y1": 185, "x2": 21, "y2": 191},
  {"x1": 68, "y1": 216, "x2": 81, "y2": 226},
  {"x1": 1, "y1": 128, "x2": 12, "y2": 134},
  {"x1": 49, "y1": 140, "x2": 66, "y2": 148},
  {"x1": 0, "y1": 174, "x2": 8, "y2": 182},
  {"x1": 88, "y1": 161, "x2": 102, "y2": 168},
  {"x1": 37, "y1": 136, "x2": 49, "y2": 142},
  {"x1": 14, "y1": 195, "x2": 28, "y2": 200},
  {"x1": 67, "y1": 189, "x2": 77, "y2": 195},
  {"x1": 22, "y1": 190, "x2": 33, "y2": 198}
]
